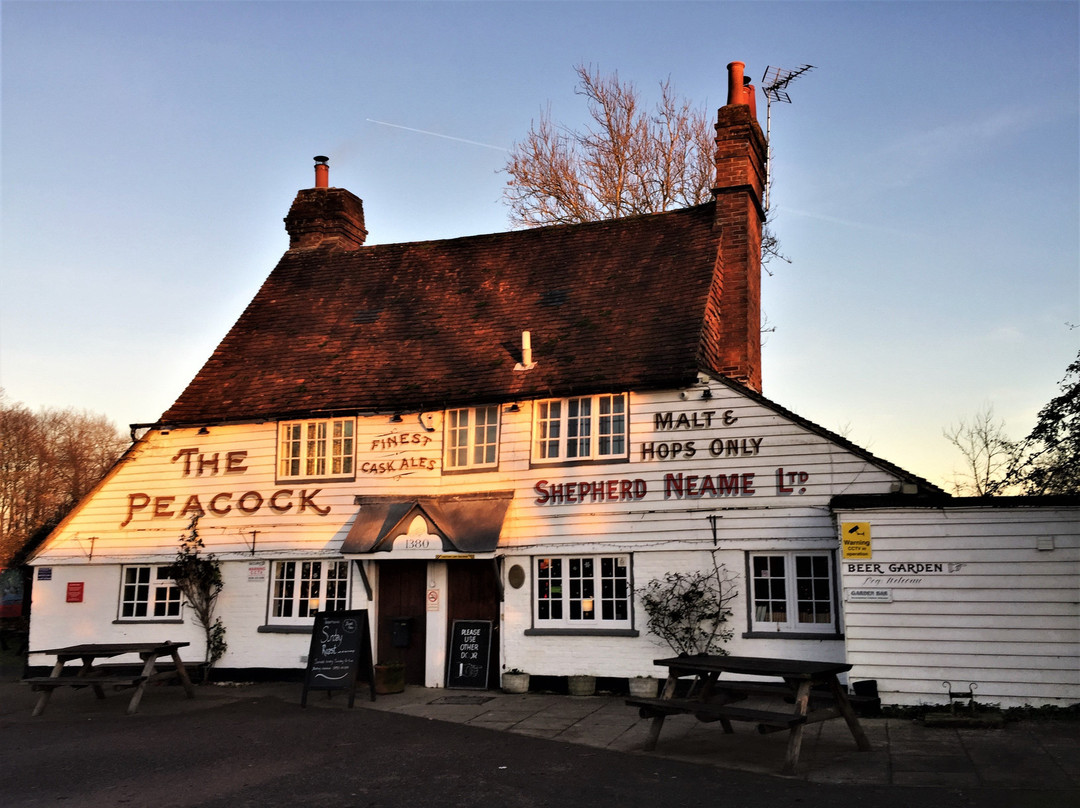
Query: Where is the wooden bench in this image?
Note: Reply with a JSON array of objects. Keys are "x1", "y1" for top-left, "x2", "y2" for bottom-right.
[
  {"x1": 24, "y1": 675, "x2": 146, "y2": 692},
  {"x1": 626, "y1": 696, "x2": 808, "y2": 731},
  {"x1": 89, "y1": 661, "x2": 208, "y2": 685}
]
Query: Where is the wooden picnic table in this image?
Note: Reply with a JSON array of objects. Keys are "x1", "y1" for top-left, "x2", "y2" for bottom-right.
[
  {"x1": 627, "y1": 654, "x2": 871, "y2": 775},
  {"x1": 25, "y1": 641, "x2": 195, "y2": 716}
]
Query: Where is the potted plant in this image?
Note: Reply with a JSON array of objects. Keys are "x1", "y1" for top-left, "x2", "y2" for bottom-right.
[
  {"x1": 628, "y1": 675, "x2": 660, "y2": 698},
  {"x1": 568, "y1": 674, "x2": 596, "y2": 696},
  {"x1": 373, "y1": 661, "x2": 405, "y2": 694},
  {"x1": 501, "y1": 669, "x2": 530, "y2": 694},
  {"x1": 636, "y1": 558, "x2": 738, "y2": 657}
]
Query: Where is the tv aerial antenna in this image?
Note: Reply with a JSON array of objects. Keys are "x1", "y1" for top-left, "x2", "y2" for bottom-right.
[{"x1": 761, "y1": 64, "x2": 814, "y2": 211}]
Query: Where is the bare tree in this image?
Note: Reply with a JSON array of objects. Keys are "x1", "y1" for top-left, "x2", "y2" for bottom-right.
[
  {"x1": 504, "y1": 64, "x2": 786, "y2": 266},
  {"x1": 0, "y1": 390, "x2": 128, "y2": 565},
  {"x1": 943, "y1": 403, "x2": 1019, "y2": 496}
]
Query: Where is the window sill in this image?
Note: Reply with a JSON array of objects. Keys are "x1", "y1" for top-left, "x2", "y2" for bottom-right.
[
  {"x1": 113, "y1": 619, "x2": 184, "y2": 625},
  {"x1": 742, "y1": 631, "x2": 844, "y2": 641},
  {"x1": 274, "y1": 476, "x2": 356, "y2": 485},
  {"x1": 258, "y1": 624, "x2": 313, "y2": 634},
  {"x1": 529, "y1": 457, "x2": 629, "y2": 470},
  {"x1": 524, "y1": 628, "x2": 638, "y2": 638},
  {"x1": 441, "y1": 466, "x2": 500, "y2": 475}
]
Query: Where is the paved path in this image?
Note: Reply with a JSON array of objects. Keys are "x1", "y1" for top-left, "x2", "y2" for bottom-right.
[{"x1": 355, "y1": 684, "x2": 1079, "y2": 789}]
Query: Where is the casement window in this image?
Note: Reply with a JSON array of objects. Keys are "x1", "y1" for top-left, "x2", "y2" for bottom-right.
[
  {"x1": 533, "y1": 393, "x2": 628, "y2": 463},
  {"x1": 534, "y1": 555, "x2": 632, "y2": 629},
  {"x1": 278, "y1": 418, "x2": 355, "y2": 480},
  {"x1": 269, "y1": 559, "x2": 349, "y2": 625},
  {"x1": 444, "y1": 406, "x2": 499, "y2": 470},
  {"x1": 119, "y1": 566, "x2": 182, "y2": 620},
  {"x1": 749, "y1": 552, "x2": 837, "y2": 634}
]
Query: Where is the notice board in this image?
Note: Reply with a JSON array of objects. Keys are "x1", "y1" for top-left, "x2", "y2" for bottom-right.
[
  {"x1": 301, "y1": 609, "x2": 375, "y2": 707},
  {"x1": 445, "y1": 619, "x2": 492, "y2": 690}
]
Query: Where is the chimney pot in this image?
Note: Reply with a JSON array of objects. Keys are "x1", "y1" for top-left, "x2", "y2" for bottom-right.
[
  {"x1": 726, "y1": 62, "x2": 746, "y2": 106},
  {"x1": 314, "y1": 155, "x2": 330, "y2": 188}
]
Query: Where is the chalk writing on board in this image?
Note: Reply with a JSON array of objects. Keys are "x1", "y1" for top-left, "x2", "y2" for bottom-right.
[{"x1": 445, "y1": 620, "x2": 492, "y2": 690}]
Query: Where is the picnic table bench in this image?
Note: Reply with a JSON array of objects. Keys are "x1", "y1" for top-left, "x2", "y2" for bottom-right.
[
  {"x1": 627, "y1": 654, "x2": 871, "y2": 775},
  {"x1": 25, "y1": 641, "x2": 195, "y2": 716}
]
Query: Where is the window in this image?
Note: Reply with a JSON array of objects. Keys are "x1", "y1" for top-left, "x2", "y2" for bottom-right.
[
  {"x1": 278, "y1": 418, "x2": 355, "y2": 480},
  {"x1": 120, "y1": 566, "x2": 181, "y2": 620},
  {"x1": 749, "y1": 552, "x2": 836, "y2": 634},
  {"x1": 533, "y1": 393, "x2": 627, "y2": 463},
  {"x1": 269, "y1": 560, "x2": 349, "y2": 625},
  {"x1": 444, "y1": 406, "x2": 499, "y2": 470},
  {"x1": 534, "y1": 555, "x2": 631, "y2": 628}
]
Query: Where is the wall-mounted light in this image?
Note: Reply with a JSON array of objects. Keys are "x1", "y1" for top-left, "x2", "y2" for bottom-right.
[
  {"x1": 197, "y1": 427, "x2": 210, "y2": 435},
  {"x1": 507, "y1": 403, "x2": 520, "y2": 413},
  {"x1": 390, "y1": 413, "x2": 403, "y2": 423},
  {"x1": 701, "y1": 388, "x2": 713, "y2": 400}
]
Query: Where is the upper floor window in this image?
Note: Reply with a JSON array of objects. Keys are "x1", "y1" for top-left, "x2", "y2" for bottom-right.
[
  {"x1": 444, "y1": 406, "x2": 500, "y2": 471},
  {"x1": 119, "y1": 565, "x2": 181, "y2": 620},
  {"x1": 533, "y1": 393, "x2": 627, "y2": 463},
  {"x1": 278, "y1": 418, "x2": 355, "y2": 480},
  {"x1": 269, "y1": 559, "x2": 350, "y2": 625},
  {"x1": 749, "y1": 551, "x2": 837, "y2": 634}
]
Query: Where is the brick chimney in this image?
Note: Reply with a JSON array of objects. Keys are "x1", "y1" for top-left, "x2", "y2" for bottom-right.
[
  {"x1": 284, "y1": 156, "x2": 368, "y2": 250},
  {"x1": 710, "y1": 61, "x2": 767, "y2": 392}
]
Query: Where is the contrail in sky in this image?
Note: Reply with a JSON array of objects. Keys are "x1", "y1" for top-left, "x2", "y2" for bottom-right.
[{"x1": 366, "y1": 119, "x2": 509, "y2": 152}]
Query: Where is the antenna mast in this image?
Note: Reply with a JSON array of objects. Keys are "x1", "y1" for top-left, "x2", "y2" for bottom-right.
[{"x1": 762, "y1": 64, "x2": 814, "y2": 211}]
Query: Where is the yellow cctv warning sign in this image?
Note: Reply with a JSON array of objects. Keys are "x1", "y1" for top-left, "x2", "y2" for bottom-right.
[{"x1": 841, "y1": 522, "x2": 872, "y2": 559}]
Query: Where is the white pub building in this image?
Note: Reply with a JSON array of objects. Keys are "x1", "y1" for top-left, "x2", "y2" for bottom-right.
[{"x1": 28, "y1": 63, "x2": 1079, "y2": 708}]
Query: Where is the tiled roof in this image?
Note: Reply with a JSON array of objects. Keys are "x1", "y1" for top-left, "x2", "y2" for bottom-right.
[{"x1": 162, "y1": 203, "x2": 727, "y2": 424}]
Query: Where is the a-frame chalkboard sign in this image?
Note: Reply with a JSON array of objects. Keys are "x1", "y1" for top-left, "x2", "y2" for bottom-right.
[
  {"x1": 301, "y1": 609, "x2": 375, "y2": 707},
  {"x1": 445, "y1": 619, "x2": 492, "y2": 690}
]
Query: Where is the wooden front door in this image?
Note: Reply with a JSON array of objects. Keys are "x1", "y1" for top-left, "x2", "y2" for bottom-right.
[
  {"x1": 376, "y1": 560, "x2": 428, "y2": 685},
  {"x1": 447, "y1": 561, "x2": 501, "y2": 689}
]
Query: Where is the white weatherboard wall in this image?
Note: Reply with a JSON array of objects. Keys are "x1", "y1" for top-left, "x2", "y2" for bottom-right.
[
  {"x1": 30, "y1": 381, "x2": 912, "y2": 678},
  {"x1": 836, "y1": 504, "x2": 1080, "y2": 708}
]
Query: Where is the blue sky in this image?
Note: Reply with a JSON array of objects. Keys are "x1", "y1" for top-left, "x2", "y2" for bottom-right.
[{"x1": 2, "y1": 0, "x2": 1077, "y2": 490}]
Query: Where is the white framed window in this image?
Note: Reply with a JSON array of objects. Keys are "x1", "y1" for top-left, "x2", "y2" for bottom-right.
[
  {"x1": 749, "y1": 552, "x2": 836, "y2": 633},
  {"x1": 269, "y1": 559, "x2": 349, "y2": 625},
  {"x1": 444, "y1": 406, "x2": 499, "y2": 470},
  {"x1": 120, "y1": 565, "x2": 182, "y2": 620},
  {"x1": 533, "y1": 393, "x2": 627, "y2": 463},
  {"x1": 278, "y1": 418, "x2": 355, "y2": 480},
  {"x1": 534, "y1": 555, "x2": 632, "y2": 628}
]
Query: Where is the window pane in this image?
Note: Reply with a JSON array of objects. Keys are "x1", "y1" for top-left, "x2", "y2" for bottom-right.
[
  {"x1": 795, "y1": 554, "x2": 832, "y2": 627},
  {"x1": 566, "y1": 398, "x2": 592, "y2": 458},
  {"x1": 537, "y1": 401, "x2": 562, "y2": 459},
  {"x1": 752, "y1": 555, "x2": 787, "y2": 623},
  {"x1": 598, "y1": 394, "x2": 626, "y2": 456},
  {"x1": 273, "y1": 561, "x2": 296, "y2": 617}
]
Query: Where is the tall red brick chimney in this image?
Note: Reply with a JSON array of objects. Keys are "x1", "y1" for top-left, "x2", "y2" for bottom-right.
[
  {"x1": 284, "y1": 156, "x2": 367, "y2": 250},
  {"x1": 710, "y1": 61, "x2": 767, "y2": 392}
]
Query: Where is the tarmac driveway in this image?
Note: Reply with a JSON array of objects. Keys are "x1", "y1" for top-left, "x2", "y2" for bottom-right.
[{"x1": 1, "y1": 681, "x2": 1076, "y2": 808}]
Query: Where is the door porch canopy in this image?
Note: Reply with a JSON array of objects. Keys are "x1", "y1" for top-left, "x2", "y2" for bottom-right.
[{"x1": 341, "y1": 491, "x2": 514, "y2": 560}]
